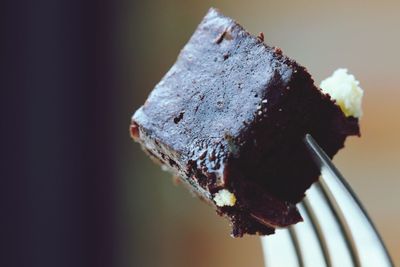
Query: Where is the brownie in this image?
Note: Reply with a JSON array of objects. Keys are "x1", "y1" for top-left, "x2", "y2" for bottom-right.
[{"x1": 130, "y1": 8, "x2": 360, "y2": 237}]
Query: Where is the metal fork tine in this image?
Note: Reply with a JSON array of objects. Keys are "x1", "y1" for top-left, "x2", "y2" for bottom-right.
[
  {"x1": 261, "y1": 229, "x2": 300, "y2": 267},
  {"x1": 304, "y1": 134, "x2": 394, "y2": 267},
  {"x1": 290, "y1": 203, "x2": 328, "y2": 267},
  {"x1": 288, "y1": 228, "x2": 305, "y2": 267},
  {"x1": 261, "y1": 134, "x2": 393, "y2": 267},
  {"x1": 304, "y1": 183, "x2": 355, "y2": 267}
]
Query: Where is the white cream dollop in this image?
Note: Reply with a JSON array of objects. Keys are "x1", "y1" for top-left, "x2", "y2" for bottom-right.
[
  {"x1": 320, "y1": 68, "x2": 363, "y2": 118},
  {"x1": 213, "y1": 189, "x2": 236, "y2": 207}
]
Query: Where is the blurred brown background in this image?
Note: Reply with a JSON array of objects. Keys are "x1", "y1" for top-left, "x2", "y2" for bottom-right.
[
  {"x1": 5, "y1": 0, "x2": 399, "y2": 267},
  {"x1": 121, "y1": 1, "x2": 399, "y2": 266}
]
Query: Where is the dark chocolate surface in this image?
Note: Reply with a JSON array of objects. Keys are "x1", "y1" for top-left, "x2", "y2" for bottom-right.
[{"x1": 131, "y1": 8, "x2": 360, "y2": 236}]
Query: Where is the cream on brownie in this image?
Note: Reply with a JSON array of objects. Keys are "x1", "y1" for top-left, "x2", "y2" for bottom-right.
[{"x1": 130, "y1": 8, "x2": 360, "y2": 237}]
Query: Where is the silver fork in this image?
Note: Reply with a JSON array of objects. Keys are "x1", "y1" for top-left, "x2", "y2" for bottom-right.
[{"x1": 261, "y1": 134, "x2": 394, "y2": 267}]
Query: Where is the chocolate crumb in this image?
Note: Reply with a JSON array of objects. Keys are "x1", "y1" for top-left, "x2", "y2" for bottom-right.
[
  {"x1": 257, "y1": 32, "x2": 264, "y2": 42},
  {"x1": 130, "y1": 122, "x2": 140, "y2": 140},
  {"x1": 199, "y1": 150, "x2": 207, "y2": 160},
  {"x1": 274, "y1": 47, "x2": 282, "y2": 55},
  {"x1": 214, "y1": 29, "x2": 233, "y2": 44},
  {"x1": 173, "y1": 112, "x2": 185, "y2": 124},
  {"x1": 215, "y1": 30, "x2": 227, "y2": 44},
  {"x1": 223, "y1": 52, "x2": 230, "y2": 60}
]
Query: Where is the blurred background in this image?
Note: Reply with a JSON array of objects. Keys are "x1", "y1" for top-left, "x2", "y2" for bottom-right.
[{"x1": 4, "y1": 0, "x2": 399, "y2": 266}]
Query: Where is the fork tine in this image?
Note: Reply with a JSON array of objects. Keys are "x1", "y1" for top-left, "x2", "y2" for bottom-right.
[
  {"x1": 289, "y1": 203, "x2": 328, "y2": 267},
  {"x1": 304, "y1": 183, "x2": 356, "y2": 267},
  {"x1": 288, "y1": 228, "x2": 305, "y2": 267},
  {"x1": 261, "y1": 229, "x2": 300, "y2": 267},
  {"x1": 262, "y1": 134, "x2": 393, "y2": 267},
  {"x1": 304, "y1": 134, "x2": 394, "y2": 267}
]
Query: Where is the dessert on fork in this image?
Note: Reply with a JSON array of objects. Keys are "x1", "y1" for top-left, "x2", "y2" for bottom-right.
[{"x1": 130, "y1": 8, "x2": 363, "y2": 237}]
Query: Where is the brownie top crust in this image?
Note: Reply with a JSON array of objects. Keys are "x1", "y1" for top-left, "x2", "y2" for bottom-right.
[
  {"x1": 133, "y1": 8, "x2": 309, "y2": 181},
  {"x1": 135, "y1": 8, "x2": 299, "y2": 144}
]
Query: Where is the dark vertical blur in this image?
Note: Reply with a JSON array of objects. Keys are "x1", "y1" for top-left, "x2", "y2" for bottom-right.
[{"x1": 4, "y1": 0, "x2": 118, "y2": 266}]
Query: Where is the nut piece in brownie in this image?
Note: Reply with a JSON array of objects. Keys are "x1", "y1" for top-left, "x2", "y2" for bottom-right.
[{"x1": 130, "y1": 8, "x2": 360, "y2": 237}]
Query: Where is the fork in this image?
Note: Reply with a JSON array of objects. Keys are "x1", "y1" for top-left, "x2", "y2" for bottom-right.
[{"x1": 261, "y1": 134, "x2": 394, "y2": 267}]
